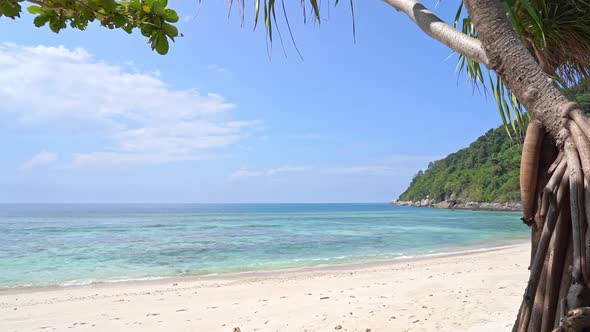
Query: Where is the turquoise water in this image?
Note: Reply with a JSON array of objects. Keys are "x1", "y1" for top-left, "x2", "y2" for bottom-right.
[{"x1": 0, "y1": 204, "x2": 528, "y2": 289}]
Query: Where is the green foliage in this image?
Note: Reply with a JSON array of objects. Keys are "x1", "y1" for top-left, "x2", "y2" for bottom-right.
[
  {"x1": 566, "y1": 78, "x2": 590, "y2": 113},
  {"x1": 399, "y1": 126, "x2": 522, "y2": 203},
  {"x1": 399, "y1": 76, "x2": 590, "y2": 204},
  {"x1": 455, "y1": 0, "x2": 590, "y2": 142},
  {"x1": 3, "y1": 0, "x2": 351, "y2": 55},
  {"x1": 227, "y1": 0, "x2": 354, "y2": 56},
  {"x1": 503, "y1": 0, "x2": 590, "y2": 85},
  {"x1": 0, "y1": 0, "x2": 180, "y2": 54}
]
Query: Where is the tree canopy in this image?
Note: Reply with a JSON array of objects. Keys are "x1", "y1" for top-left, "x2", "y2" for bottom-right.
[
  {"x1": 0, "y1": 0, "x2": 332, "y2": 55},
  {"x1": 400, "y1": 79, "x2": 590, "y2": 204},
  {"x1": 1, "y1": 0, "x2": 180, "y2": 54},
  {"x1": 400, "y1": 126, "x2": 523, "y2": 203}
]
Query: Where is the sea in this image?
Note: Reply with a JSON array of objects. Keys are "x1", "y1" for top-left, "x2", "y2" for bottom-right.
[{"x1": 0, "y1": 203, "x2": 529, "y2": 289}]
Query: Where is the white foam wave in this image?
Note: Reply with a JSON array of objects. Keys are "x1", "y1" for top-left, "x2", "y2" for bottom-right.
[{"x1": 60, "y1": 276, "x2": 168, "y2": 287}]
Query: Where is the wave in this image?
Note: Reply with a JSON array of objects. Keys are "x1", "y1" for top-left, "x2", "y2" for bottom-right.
[
  {"x1": 62, "y1": 276, "x2": 169, "y2": 287},
  {"x1": 262, "y1": 242, "x2": 526, "y2": 266},
  {"x1": 0, "y1": 241, "x2": 527, "y2": 291}
]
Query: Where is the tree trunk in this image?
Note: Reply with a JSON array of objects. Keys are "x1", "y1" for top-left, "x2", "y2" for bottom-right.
[{"x1": 462, "y1": 0, "x2": 590, "y2": 330}]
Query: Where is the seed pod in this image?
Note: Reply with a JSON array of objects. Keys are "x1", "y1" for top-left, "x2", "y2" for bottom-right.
[{"x1": 521, "y1": 120, "x2": 544, "y2": 223}]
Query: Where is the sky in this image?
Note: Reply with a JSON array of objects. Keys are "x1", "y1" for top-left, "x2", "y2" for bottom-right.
[{"x1": 0, "y1": 0, "x2": 504, "y2": 203}]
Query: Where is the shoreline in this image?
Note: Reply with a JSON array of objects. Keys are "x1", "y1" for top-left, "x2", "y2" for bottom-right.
[
  {"x1": 0, "y1": 239, "x2": 529, "y2": 294},
  {"x1": 0, "y1": 243, "x2": 530, "y2": 331},
  {"x1": 391, "y1": 199, "x2": 522, "y2": 212}
]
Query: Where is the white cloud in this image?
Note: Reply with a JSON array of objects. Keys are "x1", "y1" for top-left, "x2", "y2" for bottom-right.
[
  {"x1": 0, "y1": 43, "x2": 259, "y2": 167},
  {"x1": 227, "y1": 166, "x2": 311, "y2": 182},
  {"x1": 226, "y1": 154, "x2": 440, "y2": 182},
  {"x1": 206, "y1": 64, "x2": 229, "y2": 73},
  {"x1": 325, "y1": 165, "x2": 405, "y2": 176},
  {"x1": 19, "y1": 151, "x2": 58, "y2": 171},
  {"x1": 325, "y1": 155, "x2": 442, "y2": 177}
]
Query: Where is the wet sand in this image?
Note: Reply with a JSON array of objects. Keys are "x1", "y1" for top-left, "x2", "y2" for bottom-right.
[{"x1": 0, "y1": 243, "x2": 529, "y2": 331}]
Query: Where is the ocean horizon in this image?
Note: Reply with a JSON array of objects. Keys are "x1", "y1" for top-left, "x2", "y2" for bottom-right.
[{"x1": 0, "y1": 203, "x2": 528, "y2": 289}]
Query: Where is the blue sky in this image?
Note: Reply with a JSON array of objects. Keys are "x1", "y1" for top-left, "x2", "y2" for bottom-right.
[{"x1": 0, "y1": 0, "x2": 503, "y2": 203}]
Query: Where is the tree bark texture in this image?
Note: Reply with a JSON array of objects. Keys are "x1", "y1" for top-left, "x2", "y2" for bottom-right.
[
  {"x1": 384, "y1": 0, "x2": 590, "y2": 328},
  {"x1": 461, "y1": 0, "x2": 590, "y2": 330}
]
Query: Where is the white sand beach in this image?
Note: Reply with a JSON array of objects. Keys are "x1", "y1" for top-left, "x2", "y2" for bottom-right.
[{"x1": 0, "y1": 244, "x2": 529, "y2": 332}]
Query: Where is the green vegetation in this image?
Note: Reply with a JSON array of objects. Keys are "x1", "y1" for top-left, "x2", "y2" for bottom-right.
[
  {"x1": 0, "y1": 0, "x2": 328, "y2": 55},
  {"x1": 1, "y1": 0, "x2": 180, "y2": 54},
  {"x1": 567, "y1": 78, "x2": 590, "y2": 114},
  {"x1": 399, "y1": 79, "x2": 590, "y2": 204},
  {"x1": 399, "y1": 127, "x2": 522, "y2": 203}
]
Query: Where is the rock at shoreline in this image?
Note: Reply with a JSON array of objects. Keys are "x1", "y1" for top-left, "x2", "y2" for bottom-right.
[
  {"x1": 434, "y1": 200, "x2": 454, "y2": 209},
  {"x1": 390, "y1": 199, "x2": 522, "y2": 212}
]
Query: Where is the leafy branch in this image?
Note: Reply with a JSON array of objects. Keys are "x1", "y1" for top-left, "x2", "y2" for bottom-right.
[{"x1": 0, "y1": 0, "x2": 180, "y2": 54}]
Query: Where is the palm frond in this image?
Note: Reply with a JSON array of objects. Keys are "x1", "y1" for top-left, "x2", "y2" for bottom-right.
[
  {"x1": 454, "y1": 4, "x2": 528, "y2": 143},
  {"x1": 228, "y1": 0, "x2": 355, "y2": 51},
  {"x1": 454, "y1": 0, "x2": 590, "y2": 143},
  {"x1": 509, "y1": 0, "x2": 590, "y2": 86}
]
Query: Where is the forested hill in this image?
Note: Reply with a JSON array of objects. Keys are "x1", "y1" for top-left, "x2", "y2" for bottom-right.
[
  {"x1": 399, "y1": 126, "x2": 522, "y2": 203},
  {"x1": 398, "y1": 80, "x2": 590, "y2": 205}
]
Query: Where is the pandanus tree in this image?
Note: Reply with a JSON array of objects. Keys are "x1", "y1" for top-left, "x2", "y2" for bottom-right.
[{"x1": 3, "y1": 0, "x2": 590, "y2": 330}]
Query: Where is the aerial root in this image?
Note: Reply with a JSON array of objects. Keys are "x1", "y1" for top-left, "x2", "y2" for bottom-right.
[
  {"x1": 530, "y1": 252, "x2": 549, "y2": 331},
  {"x1": 565, "y1": 138, "x2": 584, "y2": 283},
  {"x1": 569, "y1": 122, "x2": 590, "y2": 286},
  {"x1": 556, "y1": 243, "x2": 573, "y2": 328},
  {"x1": 569, "y1": 106, "x2": 590, "y2": 143},
  {"x1": 532, "y1": 140, "x2": 560, "y2": 269},
  {"x1": 511, "y1": 105, "x2": 590, "y2": 331},
  {"x1": 553, "y1": 307, "x2": 590, "y2": 331},
  {"x1": 522, "y1": 120, "x2": 545, "y2": 224},
  {"x1": 543, "y1": 116, "x2": 590, "y2": 331},
  {"x1": 517, "y1": 164, "x2": 567, "y2": 332},
  {"x1": 541, "y1": 208, "x2": 571, "y2": 332}
]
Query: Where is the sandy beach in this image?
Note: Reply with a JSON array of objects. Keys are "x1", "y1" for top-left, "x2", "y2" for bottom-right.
[{"x1": 0, "y1": 244, "x2": 529, "y2": 332}]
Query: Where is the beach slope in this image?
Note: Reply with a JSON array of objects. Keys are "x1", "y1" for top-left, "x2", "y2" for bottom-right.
[{"x1": 0, "y1": 244, "x2": 529, "y2": 332}]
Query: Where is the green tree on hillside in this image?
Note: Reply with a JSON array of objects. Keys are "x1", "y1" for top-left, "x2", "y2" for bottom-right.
[
  {"x1": 400, "y1": 126, "x2": 522, "y2": 203},
  {"x1": 401, "y1": 81, "x2": 590, "y2": 206},
  {"x1": 5, "y1": 0, "x2": 590, "y2": 330}
]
